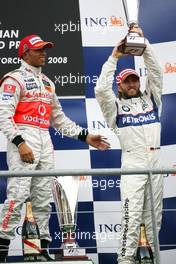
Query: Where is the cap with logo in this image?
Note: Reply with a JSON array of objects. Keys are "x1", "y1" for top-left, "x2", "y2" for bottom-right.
[
  {"x1": 116, "y1": 68, "x2": 139, "y2": 85},
  {"x1": 18, "y1": 35, "x2": 54, "y2": 58}
]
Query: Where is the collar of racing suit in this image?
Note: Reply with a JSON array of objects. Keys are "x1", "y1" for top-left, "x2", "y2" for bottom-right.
[{"x1": 21, "y1": 59, "x2": 42, "y2": 76}]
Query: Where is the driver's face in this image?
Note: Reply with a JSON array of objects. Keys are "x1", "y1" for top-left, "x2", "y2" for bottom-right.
[{"x1": 119, "y1": 75, "x2": 140, "y2": 98}]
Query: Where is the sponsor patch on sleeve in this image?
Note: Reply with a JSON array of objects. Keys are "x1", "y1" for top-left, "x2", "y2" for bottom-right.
[
  {"x1": 1, "y1": 93, "x2": 14, "y2": 100},
  {"x1": 4, "y1": 84, "x2": 16, "y2": 94}
]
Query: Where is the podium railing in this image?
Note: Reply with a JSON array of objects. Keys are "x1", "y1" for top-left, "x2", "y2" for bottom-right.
[{"x1": 0, "y1": 167, "x2": 175, "y2": 177}]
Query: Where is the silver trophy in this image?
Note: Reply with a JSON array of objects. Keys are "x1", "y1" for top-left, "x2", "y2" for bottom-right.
[
  {"x1": 52, "y1": 176, "x2": 90, "y2": 261},
  {"x1": 120, "y1": 0, "x2": 146, "y2": 56}
]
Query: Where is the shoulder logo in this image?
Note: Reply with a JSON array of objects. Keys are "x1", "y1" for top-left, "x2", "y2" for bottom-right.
[{"x1": 4, "y1": 84, "x2": 16, "y2": 93}]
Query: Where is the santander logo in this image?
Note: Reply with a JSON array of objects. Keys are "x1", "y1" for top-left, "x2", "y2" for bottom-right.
[{"x1": 164, "y1": 63, "x2": 176, "y2": 73}]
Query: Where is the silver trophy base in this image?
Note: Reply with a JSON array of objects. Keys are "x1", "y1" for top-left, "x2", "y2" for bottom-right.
[
  {"x1": 63, "y1": 247, "x2": 86, "y2": 257},
  {"x1": 55, "y1": 247, "x2": 88, "y2": 261},
  {"x1": 55, "y1": 241, "x2": 88, "y2": 261},
  {"x1": 120, "y1": 33, "x2": 146, "y2": 56}
]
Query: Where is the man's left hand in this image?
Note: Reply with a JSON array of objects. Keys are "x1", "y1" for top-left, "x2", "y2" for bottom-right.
[{"x1": 86, "y1": 134, "x2": 110, "y2": 150}]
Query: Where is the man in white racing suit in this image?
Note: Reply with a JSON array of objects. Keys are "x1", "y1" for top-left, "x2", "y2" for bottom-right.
[
  {"x1": 95, "y1": 27, "x2": 163, "y2": 264},
  {"x1": 0, "y1": 34, "x2": 110, "y2": 262}
]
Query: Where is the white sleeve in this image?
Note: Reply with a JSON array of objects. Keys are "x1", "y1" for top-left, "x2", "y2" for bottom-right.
[
  {"x1": 143, "y1": 39, "x2": 163, "y2": 107},
  {"x1": 95, "y1": 55, "x2": 118, "y2": 129},
  {"x1": 0, "y1": 77, "x2": 22, "y2": 141}
]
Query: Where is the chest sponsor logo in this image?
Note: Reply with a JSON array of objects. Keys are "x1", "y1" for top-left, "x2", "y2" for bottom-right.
[
  {"x1": 123, "y1": 112, "x2": 156, "y2": 125},
  {"x1": 26, "y1": 82, "x2": 38, "y2": 90},
  {"x1": 42, "y1": 79, "x2": 52, "y2": 92},
  {"x1": 19, "y1": 71, "x2": 27, "y2": 77},
  {"x1": 117, "y1": 111, "x2": 159, "y2": 127},
  {"x1": 24, "y1": 91, "x2": 53, "y2": 99},
  {"x1": 45, "y1": 86, "x2": 52, "y2": 93},
  {"x1": 42, "y1": 79, "x2": 50, "y2": 86},
  {"x1": 24, "y1": 78, "x2": 35, "y2": 82},
  {"x1": 24, "y1": 68, "x2": 33, "y2": 74},
  {"x1": 141, "y1": 99, "x2": 148, "y2": 110},
  {"x1": 38, "y1": 104, "x2": 46, "y2": 116},
  {"x1": 23, "y1": 115, "x2": 49, "y2": 126},
  {"x1": 122, "y1": 105, "x2": 130, "y2": 112}
]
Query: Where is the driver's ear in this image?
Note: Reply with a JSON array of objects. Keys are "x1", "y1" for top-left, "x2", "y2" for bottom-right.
[
  {"x1": 118, "y1": 84, "x2": 122, "y2": 92},
  {"x1": 22, "y1": 50, "x2": 29, "y2": 60}
]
